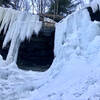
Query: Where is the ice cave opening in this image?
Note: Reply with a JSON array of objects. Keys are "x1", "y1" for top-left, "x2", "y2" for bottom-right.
[
  {"x1": 16, "y1": 24, "x2": 55, "y2": 71},
  {"x1": 87, "y1": 6, "x2": 100, "y2": 21}
]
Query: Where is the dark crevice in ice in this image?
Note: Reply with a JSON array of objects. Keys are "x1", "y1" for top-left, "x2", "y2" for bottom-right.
[
  {"x1": 87, "y1": 6, "x2": 100, "y2": 21},
  {"x1": 17, "y1": 31, "x2": 55, "y2": 72}
]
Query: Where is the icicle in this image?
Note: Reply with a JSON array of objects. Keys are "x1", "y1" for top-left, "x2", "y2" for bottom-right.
[
  {"x1": 0, "y1": 7, "x2": 6, "y2": 24},
  {"x1": 3, "y1": 21, "x2": 17, "y2": 48},
  {"x1": 0, "y1": 8, "x2": 12, "y2": 33}
]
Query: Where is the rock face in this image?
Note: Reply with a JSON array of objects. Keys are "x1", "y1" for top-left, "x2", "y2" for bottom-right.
[{"x1": 0, "y1": 25, "x2": 55, "y2": 71}]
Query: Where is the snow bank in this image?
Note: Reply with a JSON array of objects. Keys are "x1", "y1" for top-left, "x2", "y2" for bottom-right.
[
  {"x1": 1, "y1": 6, "x2": 100, "y2": 100},
  {"x1": 0, "y1": 7, "x2": 42, "y2": 64}
]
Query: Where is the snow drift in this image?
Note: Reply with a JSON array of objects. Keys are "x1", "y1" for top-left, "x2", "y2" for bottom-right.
[
  {"x1": 1, "y1": 4, "x2": 100, "y2": 100},
  {"x1": 0, "y1": 7, "x2": 42, "y2": 64}
]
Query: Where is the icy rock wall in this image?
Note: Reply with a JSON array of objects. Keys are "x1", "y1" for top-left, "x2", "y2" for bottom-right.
[
  {"x1": 54, "y1": 9, "x2": 100, "y2": 57},
  {"x1": 0, "y1": 7, "x2": 42, "y2": 64}
]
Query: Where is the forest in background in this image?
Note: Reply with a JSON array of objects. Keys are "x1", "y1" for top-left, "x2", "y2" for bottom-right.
[{"x1": 0, "y1": 0, "x2": 83, "y2": 16}]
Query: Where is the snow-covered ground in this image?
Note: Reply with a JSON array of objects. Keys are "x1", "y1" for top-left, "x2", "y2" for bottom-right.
[{"x1": 1, "y1": 4, "x2": 100, "y2": 100}]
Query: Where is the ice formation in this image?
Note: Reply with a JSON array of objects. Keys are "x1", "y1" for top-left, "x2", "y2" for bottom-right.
[
  {"x1": 1, "y1": 5, "x2": 100, "y2": 100},
  {"x1": 0, "y1": 7, "x2": 42, "y2": 64}
]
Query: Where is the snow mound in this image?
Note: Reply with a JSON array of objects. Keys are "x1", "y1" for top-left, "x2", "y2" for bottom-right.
[{"x1": 1, "y1": 7, "x2": 100, "y2": 100}]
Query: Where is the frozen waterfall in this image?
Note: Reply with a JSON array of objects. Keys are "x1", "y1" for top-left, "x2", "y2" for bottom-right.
[{"x1": 0, "y1": 7, "x2": 42, "y2": 64}]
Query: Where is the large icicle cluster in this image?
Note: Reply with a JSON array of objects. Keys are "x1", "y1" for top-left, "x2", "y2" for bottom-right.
[{"x1": 0, "y1": 7, "x2": 42, "y2": 64}]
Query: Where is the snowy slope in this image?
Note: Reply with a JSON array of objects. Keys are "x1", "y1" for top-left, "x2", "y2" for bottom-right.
[{"x1": 1, "y1": 6, "x2": 100, "y2": 100}]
